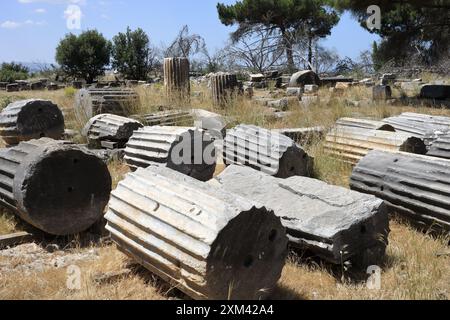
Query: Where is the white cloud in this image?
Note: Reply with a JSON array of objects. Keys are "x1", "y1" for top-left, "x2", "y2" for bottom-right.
[
  {"x1": 18, "y1": 0, "x2": 86, "y2": 5},
  {"x1": 35, "y1": 8, "x2": 47, "y2": 13},
  {"x1": 0, "y1": 19, "x2": 47, "y2": 29},
  {"x1": 1, "y1": 21, "x2": 21, "y2": 29}
]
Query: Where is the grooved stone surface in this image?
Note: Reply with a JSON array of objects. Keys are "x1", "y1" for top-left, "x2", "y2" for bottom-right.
[
  {"x1": 0, "y1": 138, "x2": 112, "y2": 235},
  {"x1": 0, "y1": 99, "x2": 64, "y2": 146},
  {"x1": 351, "y1": 150, "x2": 450, "y2": 232},
  {"x1": 105, "y1": 165, "x2": 288, "y2": 300},
  {"x1": 212, "y1": 165, "x2": 389, "y2": 266}
]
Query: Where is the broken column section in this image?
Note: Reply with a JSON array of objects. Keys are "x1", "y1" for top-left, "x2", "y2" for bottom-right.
[
  {"x1": 428, "y1": 134, "x2": 450, "y2": 159},
  {"x1": 164, "y1": 57, "x2": 190, "y2": 100},
  {"x1": 105, "y1": 165, "x2": 288, "y2": 300},
  {"x1": 0, "y1": 99, "x2": 65, "y2": 146},
  {"x1": 210, "y1": 72, "x2": 239, "y2": 107},
  {"x1": 133, "y1": 109, "x2": 194, "y2": 127},
  {"x1": 351, "y1": 150, "x2": 450, "y2": 232},
  {"x1": 75, "y1": 88, "x2": 140, "y2": 120},
  {"x1": 336, "y1": 118, "x2": 395, "y2": 131},
  {"x1": 324, "y1": 126, "x2": 427, "y2": 165},
  {"x1": 223, "y1": 125, "x2": 311, "y2": 178},
  {"x1": 372, "y1": 85, "x2": 392, "y2": 100},
  {"x1": 383, "y1": 112, "x2": 450, "y2": 148},
  {"x1": 212, "y1": 165, "x2": 389, "y2": 267},
  {"x1": 0, "y1": 138, "x2": 112, "y2": 236},
  {"x1": 82, "y1": 114, "x2": 143, "y2": 149},
  {"x1": 124, "y1": 126, "x2": 216, "y2": 181}
]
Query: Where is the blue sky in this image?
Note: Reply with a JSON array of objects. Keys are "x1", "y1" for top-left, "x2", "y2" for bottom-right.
[{"x1": 0, "y1": 0, "x2": 380, "y2": 63}]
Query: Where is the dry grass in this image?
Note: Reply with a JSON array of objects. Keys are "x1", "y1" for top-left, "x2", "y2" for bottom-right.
[
  {"x1": 275, "y1": 220, "x2": 449, "y2": 300},
  {"x1": 0, "y1": 210, "x2": 19, "y2": 235},
  {"x1": 0, "y1": 80, "x2": 449, "y2": 300},
  {"x1": 0, "y1": 245, "x2": 167, "y2": 300},
  {"x1": 0, "y1": 220, "x2": 447, "y2": 300}
]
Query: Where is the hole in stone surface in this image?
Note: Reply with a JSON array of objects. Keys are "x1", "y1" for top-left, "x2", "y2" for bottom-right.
[
  {"x1": 67, "y1": 187, "x2": 74, "y2": 193},
  {"x1": 381, "y1": 186, "x2": 384, "y2": 192},
  {"x1": 394, "y1": 159, "x2": 399, "y2": 163},
  {"x1": 243, "y1": 255, "x2": 254, "y2": 268},
  {"x1": 360, "y1": 225, "x2": 367, "y2": 234},
  {"x1": 289, "y1": 166, "x2": 295, "y2": 172},
  {"x1": 269, "y1": 230, "x2": 277, "y2": 242},
  {"x1": 39, "y1": 133, "x2": 45, "y2": 138}
]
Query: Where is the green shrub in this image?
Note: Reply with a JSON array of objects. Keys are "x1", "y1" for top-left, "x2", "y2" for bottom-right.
[
  {"x1": 0, "y1": 97, "x2": 13, "y2": 111},
  {"x1": 0, "y1": 62, "x2": 29, "y2": 83},
  {"x1": 64, "y1": 86, "x2": 77, "y2": 97}
]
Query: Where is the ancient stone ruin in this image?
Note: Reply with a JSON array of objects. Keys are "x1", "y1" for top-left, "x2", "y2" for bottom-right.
[
  {"x1": 212, "y1": 165, "x2": 389, "y2": 267},
  {"x1": 0, "y1": 99, "x2": 65, "y2": 146},
  {"x1": 82, "y1": 114, "x2": 143, "y2": 149},
  {"x1": 420, "y1": 84, "x2": 450, "y2": 100},
  {"x1": 351, "y1": 150, "x2": 450, "y2": 232},
  {"x1": 0, "y1": 138, "x2": 112, "y2": 236},
  {"x1": 74, "y1": 88, "x2": 139, "y2": 120},
  {"x1": 373, "y1": 85, "x2": 392, "y2": 100},
  {"x1": 289, "y1": 70, "x2": 320, "y2": 88},
  {"x1": 223, "y1": 125, "x2": 311, "y2": 178},
  {"x1": 336, "y1": 118, "x2": 395, "y2": 131},
  {"x1": 164, "y1": 57, "x2": 190, "y2": 100},
  {"x1": 383, "y1": 112, "x2": 450, "y2": 148},
  {"x1": 124, "y1": 126, "x2": 216, "y2": 181},
  {"x1": 210, "y1": 72, "x2": 239, "y2": 107},
  {"x1": 428, "y1": 134, "x2": 450, "y2": 159},
  {"x1": 105, "y1": 165, "x2": 288, "y2": 300},
  {"x1": 324, "y1": 126, "x2": 427, "y2": 165},
  {"x1": 133, "y1": 109, "x2": 194, "y2": 127}
]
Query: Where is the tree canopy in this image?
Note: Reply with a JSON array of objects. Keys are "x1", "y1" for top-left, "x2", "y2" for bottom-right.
[
  {"x1": 333, "y1": 0, "x2": 450, "y2": 66},
  {"x1": 56, "y1": 30, "x2": 111, "y2": 83},
  {"x1": 217, "y1": 0, "x2": 340, "y2": 71},
  {"x1": 112, "y1": 27, "x2": 154, "y2": 80}
]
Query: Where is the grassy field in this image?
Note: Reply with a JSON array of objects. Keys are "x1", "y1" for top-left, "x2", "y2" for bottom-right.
[{"x1": 0, "y1": 82, "x2": 449, "y2": 300}]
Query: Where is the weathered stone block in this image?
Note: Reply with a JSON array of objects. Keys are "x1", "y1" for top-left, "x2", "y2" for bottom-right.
[
  {"x1": 0, "y1": 138, "x2": 112, "y2": 235},
  {"x1": 0, "y1": 99, "x2": 65, "y2": 146},
  {"x1": 105, "y1": 165, "x2": 288, "y2": 300},
  {"x1": 213, "y1": 165, "x2": 389, "y2": 267}
]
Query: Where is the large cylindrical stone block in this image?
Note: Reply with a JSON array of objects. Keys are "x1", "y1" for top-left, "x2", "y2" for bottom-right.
[
  {"x1": 383, "y1": 112, "x2": 450, "y2": 148},
  {"x1": 105, "y1": 165, "x2": 288, "y2": 300},
  {"x1": 164, "y1": 57, "x2": 190, "y2": 100},
  {"x1": 372, "y1": 85, "x2": 392, "y2": 100},
  {"x1": 132, "y1": 109, "x2": 194, "y2": 127},
  {"x1": 213, "y1": 165, "x2": 389, "y2": 267},
  {"x1": 223, "y1": 125, "x2": 311, "y2": 178},
  {"x1": 0, "y1": 138, "x2": 112, "y2": 235},
  {"x1": 324, "y1": 126, "x2": 427, "y2": 165},
  {"x1": 210, "y1": 72, "x2": 238, "y2": 106},
  {"x1": 82, "y1": 114, "x2": 143, "y2": 149},
  {"x1": 351, "y1": 150, "x2": 450, "y2": 232},
  {"x1": 0, "y1": 99, "x2": 65, "y2": 146},
  {"x1": 336, "y1": 118, "x2": 395, "y2": 132},
  {"x1": 428, "y1": 134, "x2": 450, "y2": 159},
  {"x1": 124, "y1": 126, "x2": 216, "y2": 181},
  {"x1": 75, "y1": 88, "x2": 140, "y2": 121},
  {"x1": 289, "y1": 70, "x2": 320, "y2": 88}
]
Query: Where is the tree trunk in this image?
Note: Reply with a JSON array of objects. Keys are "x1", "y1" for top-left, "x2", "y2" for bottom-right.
[
  {"x1": 308, "y1": 35, "x2": 313, "y2": 70},
  {"x1": 281, "y1": 28, "x2": 295, "y2": 73}
]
